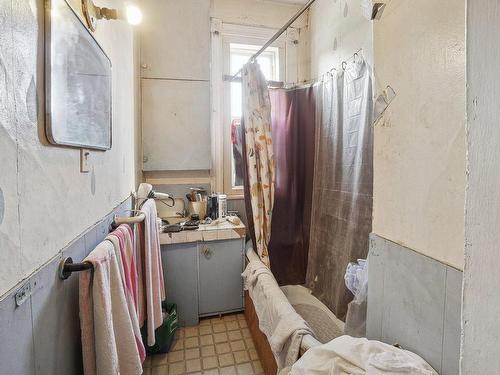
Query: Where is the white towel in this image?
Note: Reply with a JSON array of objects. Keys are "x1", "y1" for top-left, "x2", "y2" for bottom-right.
[
  {"x1": 242, "y1": 260, "x2": 313, "y2": 370},
  {"x1": 79, "y1": 240, "x2": 142, "y2": 375},
  {"x1": 141, "y1": 199, "x2": 166, "y2": 346}
]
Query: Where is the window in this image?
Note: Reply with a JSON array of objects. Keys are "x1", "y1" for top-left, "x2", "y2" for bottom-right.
[
  {"x1": 224, "y1": 43, "x2": 281, "y2": 195},
  {"x1": 211, "y1": 21, "x2": 295, "y2": 197}
]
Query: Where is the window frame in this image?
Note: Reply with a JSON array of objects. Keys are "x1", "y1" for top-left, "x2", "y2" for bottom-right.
[{"x1": 210, "y1": 20, "x2": 298, "y2": 198}]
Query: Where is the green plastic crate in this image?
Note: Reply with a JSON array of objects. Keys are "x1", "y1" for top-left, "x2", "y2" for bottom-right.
[{"x1": 142, "y1": 302, "x2": 178, "y2": 354}]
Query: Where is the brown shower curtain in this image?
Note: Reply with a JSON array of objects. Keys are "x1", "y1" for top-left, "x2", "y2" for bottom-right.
[{"x1": 267, "y1": 86, "x2": 317, "y2": 285}]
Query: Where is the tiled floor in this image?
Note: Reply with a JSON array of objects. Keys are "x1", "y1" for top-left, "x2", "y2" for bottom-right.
[{"x1": 143, "y1": 313, "x2": 264, "y2": 375}]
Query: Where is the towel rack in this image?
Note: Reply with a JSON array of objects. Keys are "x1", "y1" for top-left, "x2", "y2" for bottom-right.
[{"x1": 58, "y1": 212, "x2": 147, "y2": 280}]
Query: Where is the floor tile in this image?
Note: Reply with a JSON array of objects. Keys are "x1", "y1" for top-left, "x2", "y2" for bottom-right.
[
  {"x1": 244, "y1": 338, "x2": 255, "y2": 349},
  {"x1": 216, "y1": 343, "x2": 231, "y2": 354},
  {"x1": 200, "y1": 325, "x2": 213, "y2": 335},
  {"x1": 228, "y1": 330, "x2": 243, "y2": 341},
  {"x1": 200, "y1": 335, "x2": 214, "y2": 346},
  {"x1": 186, "y1": 348, "x2": 201, "y2": 359},
  {"x1": 252, "y1": 361, "x2": 263, "y2": 374},
  {"x1": 203, "y1": 356, "x2": 219, "y2": 370},
  {"x1": 168, "y1": 350, "x2": 184, "y2": 363},
  {"x1": 218, "y1": 353, "x2": 235, "y2": 367},
  {"x1": 213, "y1": 323, "x2": 226, "y2": 333},
  {"x1": 186, "y1": 327, "x2": 199, "y2": 338},
  {"x1": 241, "y1": 328, "x2": 251, "y2": 338},
  {"x1": 230, "y1": 340, "x2": 245, "y2": 352},
  {"x1": 186, "y1": 358, "x2": 202, "y2": 373},
  {"x1": 225, "y1": 321, "x2": 239, "y2": 331},
  {"x1": 219, "y1": 366, "x2": 237, "y2": 375},
  {"x1": 145, "y1": 312, "x2": 262, "y2": 375},
  {"x1": 201, "y1": 345, "x2": 216, "y2": 357},
  {"x1": 152, "y1": 353, "x2": 169, "y2": 367},
  {"x1": 200, "y1": 318, "x2": 211, "y2": 326},
  {"x1": 151, "y1": 365, "x2": 167, "y2": 375},
  {"x1": 223, "y1": 314, "x2": 237, "y2": 322},
  {"x1": 186, "y1": 337, "x2": 200, "y2": 348},
  {"x1": 171, "y1": 339, "x2": 184, "y2": 351},
  {"x1": 169, "y1": 361, "x2": 185, "y2": 375},
  {"x1": 236, "y1": 363, "x2": 254, "y2": 375},
  {"x1": 234, "y1": 350, "x2": 250, "y2": 364},
  {"x1": 248, "y1": 348, "x2": 259, "y2": 361},
  {"x1": 214, "y1": 332, "x2": 229, "y2": 343}
]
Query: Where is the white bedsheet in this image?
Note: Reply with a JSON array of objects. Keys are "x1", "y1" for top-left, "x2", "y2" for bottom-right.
[{"x1": 287, "y1": 335, "x2": 438, "y2": 375}]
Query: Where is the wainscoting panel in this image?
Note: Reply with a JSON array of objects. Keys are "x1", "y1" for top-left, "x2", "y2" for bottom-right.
[
  {"x1": 0, "y1": 197, "x2": 132, "y2": 375},
  {"x1": 367, "y1": 233, "x2": 462, "y2": 375}
]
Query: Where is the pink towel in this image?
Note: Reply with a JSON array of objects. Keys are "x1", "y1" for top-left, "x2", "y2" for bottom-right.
[
  {"x1": 135, "y1": 223, "x2": 146, "y2": 327},
  {"x1": 140, "y1": 199, "x2": 166, "y2": 346},
  {"x1": 108, "y1": 226, "x2": 146, "y2": 363},
  {"x1": 79, "y1": 240, "x2": 142, "y2": 375}
]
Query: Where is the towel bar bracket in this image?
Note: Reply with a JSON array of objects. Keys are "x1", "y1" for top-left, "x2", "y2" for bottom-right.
[{"x1": 59, "y1": 257, "x2": 93, "y2": 280}]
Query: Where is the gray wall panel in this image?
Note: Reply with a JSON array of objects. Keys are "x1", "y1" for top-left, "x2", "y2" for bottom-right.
[
  {"x1": 367, "y1": 233, "x2": 462, "y2": 374},
  {"x1": 0, "y1": 197, "x2": 132, "y2": 375}
]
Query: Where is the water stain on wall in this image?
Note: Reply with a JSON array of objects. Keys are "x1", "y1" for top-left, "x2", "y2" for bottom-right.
[
  {"x1": 0, "y1": 188, "x2": 4, "y2": 225},
  {"x1": 26, "y1": 76, "x2": 37, "y2": 123},
  {"x1": 344, "y1": 2, "x2": 349, "y2": 17},
  {"x1": 91, "y1": 168, "x2": 96, "y2": 195}
]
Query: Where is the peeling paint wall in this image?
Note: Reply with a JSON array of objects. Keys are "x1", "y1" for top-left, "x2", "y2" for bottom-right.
[
  {"x1": 0, "y1": 0, "x2": 138, "y2": 297},
  {"x1": 462, "y1": 0, "x2": 500, "y2": 372},
  {"x1": 373, "y1": 0, "x2": 466, "y2": 270}
]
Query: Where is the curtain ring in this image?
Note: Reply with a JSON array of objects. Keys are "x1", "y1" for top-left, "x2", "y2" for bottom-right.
[
  {"x1": 342, "y1": 61, "x2": 347, "y2": 71},
  {"x1": 353, "y1": 52, "x2": 358, "y2": 62}
]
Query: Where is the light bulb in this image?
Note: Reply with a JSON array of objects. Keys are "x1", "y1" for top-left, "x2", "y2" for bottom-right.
[{"x1": 126, "y1": 5, "x2": 142, "y2": 25}]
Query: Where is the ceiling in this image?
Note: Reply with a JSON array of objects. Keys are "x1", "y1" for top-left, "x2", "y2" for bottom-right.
[{"x1": 259, "y1": 0, "x2": 309, "y2": 6}]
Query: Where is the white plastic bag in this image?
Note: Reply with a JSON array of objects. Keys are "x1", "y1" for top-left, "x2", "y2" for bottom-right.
[{"x1": 344, "y1": 259, "x2": 368, "y2": 337}]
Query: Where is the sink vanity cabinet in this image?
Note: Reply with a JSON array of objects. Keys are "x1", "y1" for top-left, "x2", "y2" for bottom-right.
[{"x1": 160, "y1": 224, "x2": 246, "y2": 326}]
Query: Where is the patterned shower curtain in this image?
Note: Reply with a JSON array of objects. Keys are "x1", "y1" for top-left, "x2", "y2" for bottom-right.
[{"x1": 241, "y1": 62, "x2": 276, "y2": 266}]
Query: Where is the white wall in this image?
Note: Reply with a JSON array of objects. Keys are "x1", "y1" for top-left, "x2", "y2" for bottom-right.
[
  {"x1": 212, "y1": 0, "x2": 304, "y2": 29},
  {"x1": 462, "y1": 0, "x2": 500, "y2": 372},
  {"x1": 0, "y1": 0, "x2": 138, "y2": 297},
  {"x1": 372, "y1": 0, "x2": 466, "y2": 270},
  {"x1": 309, "y1": 0, "x2": 373, "y2": 78},
  {"x1": 308, "y1": 0, "x2": 465, "y2": 270}
]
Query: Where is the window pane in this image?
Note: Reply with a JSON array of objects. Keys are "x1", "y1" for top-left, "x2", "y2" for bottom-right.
[
  {"x1": 228, "y1": 44, "x2": 279, "y2": 190},
  {"x1": 231, "y1": 118, "x2": 244, "y2": 188}
]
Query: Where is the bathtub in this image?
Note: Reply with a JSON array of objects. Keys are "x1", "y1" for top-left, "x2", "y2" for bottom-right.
[{"x1": 245, "y1": 247, "x2": 344, "y2": 375}]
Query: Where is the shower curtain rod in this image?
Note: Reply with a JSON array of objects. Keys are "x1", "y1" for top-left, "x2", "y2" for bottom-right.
[{"x1": 229, "y1": 0, "x2": 317, "y2": 81}]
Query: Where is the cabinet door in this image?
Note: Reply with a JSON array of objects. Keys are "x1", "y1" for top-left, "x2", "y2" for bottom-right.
[
  {"x1": 161, "y1": 243, "x2": 199, "y2": 326},
  {"x1": 198, "y1": 239, "x2": 244, "y2": 315},
  {"x1": 142, "y1": 79, "x2": 211, "y2": 171}
]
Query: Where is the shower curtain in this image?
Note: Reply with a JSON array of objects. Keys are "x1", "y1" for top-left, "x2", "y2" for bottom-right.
[
  {"x1": 241, "y1": 62, "x2": 275, "y2": 266},
  {"x1": 267, "y1": 86, "x2": 317, "y2": 285},
  {"x1": 306, "y1": 57, "x2": 373, "y2": 319}
]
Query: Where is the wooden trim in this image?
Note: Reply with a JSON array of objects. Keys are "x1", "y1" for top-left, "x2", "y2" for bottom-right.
[{"x1": 245, "y1": 291, "x2": 278, "y2": 375}]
